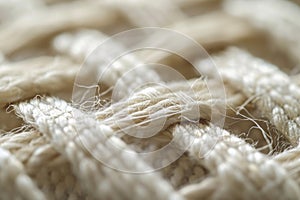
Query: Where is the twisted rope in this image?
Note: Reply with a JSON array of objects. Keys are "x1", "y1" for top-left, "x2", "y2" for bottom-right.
[
  {"x1": 15, "y1": 96, "x2": 183, "y2": 200},
  {"x1": 1, "y1": 0, "x2": 300, "y2": 199}
]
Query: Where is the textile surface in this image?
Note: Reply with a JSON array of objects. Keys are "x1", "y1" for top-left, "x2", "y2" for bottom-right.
[{"x1": 1, "y1": 0, "x2": 300, "y2": 199}]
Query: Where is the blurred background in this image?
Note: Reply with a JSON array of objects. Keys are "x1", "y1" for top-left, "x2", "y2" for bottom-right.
[{"x1": 0, "y1": 0, "x2": 299, "y2": 71}]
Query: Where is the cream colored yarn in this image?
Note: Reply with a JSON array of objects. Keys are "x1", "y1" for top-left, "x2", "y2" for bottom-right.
[{"x1": 1, "y1": 0, "x2": 300, "y2": 200}]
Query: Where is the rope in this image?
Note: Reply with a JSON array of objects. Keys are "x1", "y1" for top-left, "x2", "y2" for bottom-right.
[
  {"x1": 1, "y1": 0, "x2": 300, "y2": 199},
  {"x1": 198, "y1": 47, "x2": 300, "y2": 146},
  {"x1": 15, "y1": 96, "x2": 183, "y2": 200},
  {"x1": 176, "y1": 123, "x2": 300, "y2": 200},
  {"x1": 0, "y1": 147, "x2": 46, "y2": 200}
]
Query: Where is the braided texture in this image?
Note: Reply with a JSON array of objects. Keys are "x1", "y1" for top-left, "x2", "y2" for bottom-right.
[{"x1": 1, "y1": 0, "x2": 300, "y2": 200}]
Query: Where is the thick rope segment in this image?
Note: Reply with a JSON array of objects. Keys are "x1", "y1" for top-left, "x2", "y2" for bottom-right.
[
  {"x1": 0, "y1": 56, "x2": 78, "y2": 107},
  {"x1": 224, "y1": 0, "x2": 300, "y2": 65},
  {"x1": 0, "y1": 147, "x2": 46, "y2": 200},
  {"x1": 0, "y1": 130, "x2": 88, "y2": 199},
  {"x1": 123, "y1": 130, "x2": 208, "y2": 192},
  {"x1": 122, "y1": 126, "x2": 207, "y2": 189},
  {"x1": 97, "y1": 78, "x2": 212, "y2": 126},
  {"x1": 273, "y1": 146, "x2": 300, "y2": 185},
  {"x1": 174, "y1": 124, "x2": 300, "y2": 200},
  {"x1": 15, "y1": 96, "x2": 183, "y2": 200},
  {"x1": 96, "y1": 78, "x2": 243, "y2": 133},
  {"x1": 162, "y1": 153, "x2": 206, "y2": 189},
  {"x1": 0, "y1": 1, "x2": 118, "y2": 56},
  {"x1": 199, "y1": 47, "x2": 300, "y2": 146},
  {"x1": 0, "y1": 131, "x2": 46, "y2": 164},
  {"x1": 53, "y1": 29, "x2": 162, "y2": 100}
]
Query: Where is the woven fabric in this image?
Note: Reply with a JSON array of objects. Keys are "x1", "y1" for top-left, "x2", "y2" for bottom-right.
[{"x1": 1, "y1": 0, "x2": 300, "y2": 199}]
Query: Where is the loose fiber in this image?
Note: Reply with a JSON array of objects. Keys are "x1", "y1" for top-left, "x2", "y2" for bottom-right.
[{"x1": 198, "y1": 47, "x2": 300, "y2": 146}]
